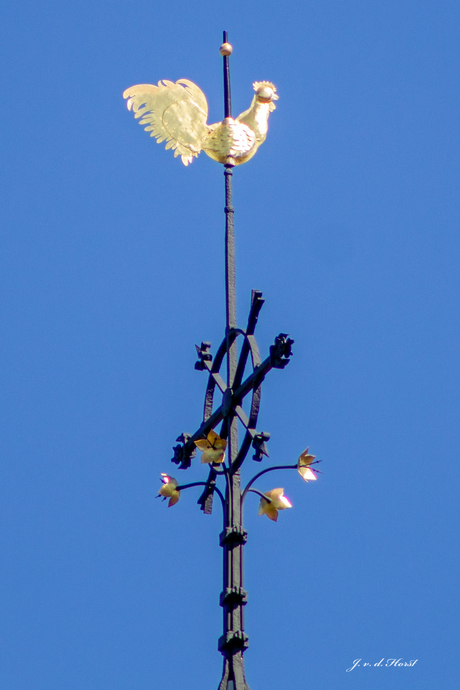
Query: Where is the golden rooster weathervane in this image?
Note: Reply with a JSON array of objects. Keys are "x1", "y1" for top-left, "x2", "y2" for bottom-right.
[{"x1": 123, "y1": 43, "x2": 278, "y2": 166}]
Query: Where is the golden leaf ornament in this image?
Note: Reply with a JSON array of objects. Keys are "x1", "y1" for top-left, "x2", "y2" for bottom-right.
[
  {"x1": 195, "y1": 430, "x2": 227, "y2": 464},
  {"x1": 158, "y1": 474, "x2": 180, "y2": 507},
  {"x1": 297, "y1": 447, "x2": 318, "y2": 483},
  {"x1": 258, "y1": 488, "x2": 292, "y2": 522}
]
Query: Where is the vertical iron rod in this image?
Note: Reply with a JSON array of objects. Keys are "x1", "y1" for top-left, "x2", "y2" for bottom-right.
[
  {"x1": 223, "y1": 30, "x2": 232, "y2": 119},
  {"x1": 219, "y1": 32, "x2": 249, "y2": 690},
  {"x1": 224, "y1": 166, "x2": 237, "y2": 383}
]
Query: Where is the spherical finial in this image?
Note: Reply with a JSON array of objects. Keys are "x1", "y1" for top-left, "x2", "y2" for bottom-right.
[{"x1": 220, "y1": 42, "x2": 233, "y2": 56}]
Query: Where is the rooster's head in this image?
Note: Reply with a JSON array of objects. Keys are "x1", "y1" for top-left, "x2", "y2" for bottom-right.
[{"x1": 253, "y1": 82, "x2": 279, "y2": 111}]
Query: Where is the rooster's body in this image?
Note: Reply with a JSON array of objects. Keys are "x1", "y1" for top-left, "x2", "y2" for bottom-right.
[{"x1": 123, "y1": 79, "x2": 278, "y2": 166}]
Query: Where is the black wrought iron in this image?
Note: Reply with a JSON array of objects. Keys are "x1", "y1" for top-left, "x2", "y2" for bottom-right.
[
  {"x1": 167, "y1": 33, "x2": 300, "y2": 690},
  {"x1": 223, "y1": 30, "x2": 232, "y2": 120}
]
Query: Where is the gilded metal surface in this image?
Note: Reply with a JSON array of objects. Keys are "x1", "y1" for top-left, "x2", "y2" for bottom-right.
[
  {"x1": 158, "y1": 474, "x2": 180, "y2": 506},
  {"x1": 220, "y1": 42, "x2": 233, "y2": 56},
  {"x1": 123, "y1": 80, "x2": 278, "y2": 166},
  {"x1": 297, "y1": 447, "x2": 321, "y2": 482},
  {"x1": 258, "y1": 488, "x2": 292, "y2": 522},
  {"x1": 195, "y1": 429, "x2": 227, "y2": 464}
]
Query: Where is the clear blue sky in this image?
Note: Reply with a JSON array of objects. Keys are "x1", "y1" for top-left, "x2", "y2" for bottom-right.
[{"x1": 1, "y1": 1, "x2": 459, "y2": 689}]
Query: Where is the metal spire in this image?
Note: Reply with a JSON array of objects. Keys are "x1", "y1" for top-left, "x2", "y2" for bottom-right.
[
  {"x1": 220, "y1": 32, "x2": 248, "y2": 690},
  {"x1": 136, "y1": 33, "x2": 322, "y2": 690}
]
